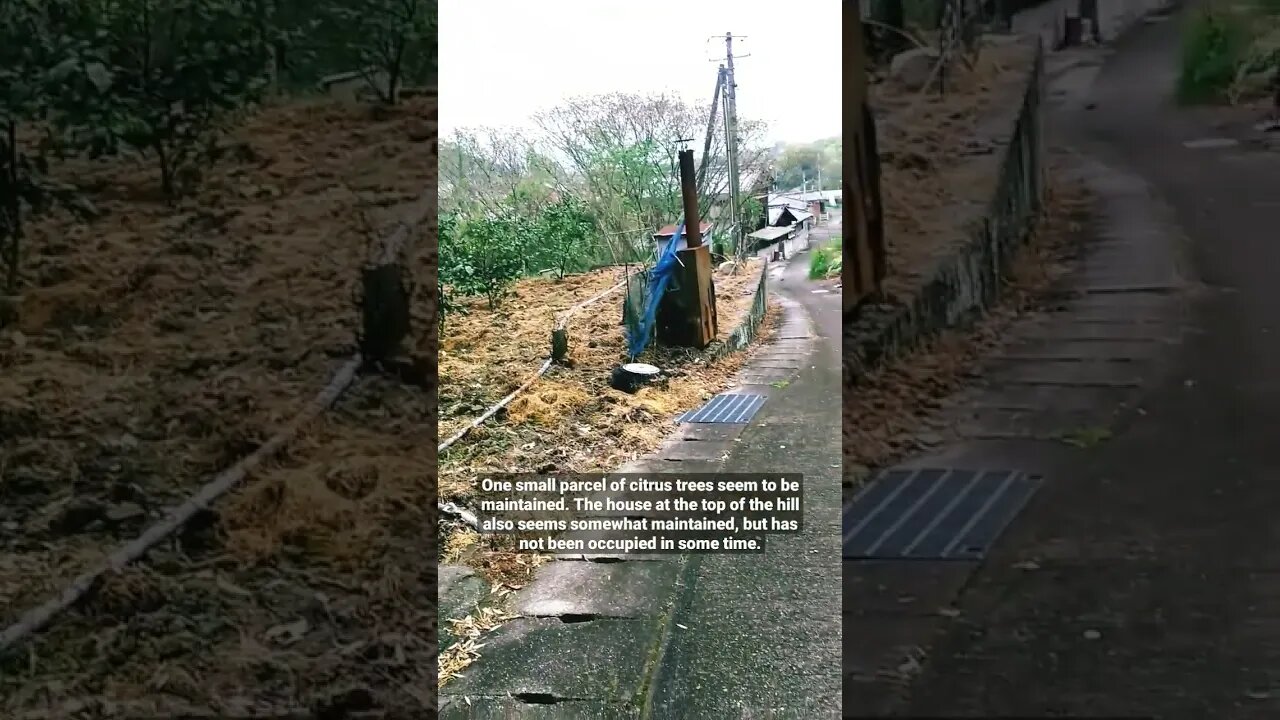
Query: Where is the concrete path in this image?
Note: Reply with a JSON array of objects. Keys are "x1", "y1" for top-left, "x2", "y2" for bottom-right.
[
  {"x1": 848, "y1": 3, "x2": 1280, "y2": 717},
  {"x1": 644, "y1": 223, "x2": 844, "y2": 719},
  {"x1": 440, "y1": 230, "x2": 844, "y2": 719}
]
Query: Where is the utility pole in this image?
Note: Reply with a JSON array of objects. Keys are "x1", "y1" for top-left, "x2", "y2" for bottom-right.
[{"x1": 723, "y1": 32, "x2": 743, "y2": 258}]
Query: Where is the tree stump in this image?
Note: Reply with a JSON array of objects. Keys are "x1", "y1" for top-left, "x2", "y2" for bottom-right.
[
  {"x1": 360, "y1": 263, "x2": 410, "y2": 363},
  {"x1": 551, "y1": 328, "x2": 569, "y2": 363},
  {"x1": 358, "y1": 191, "x2": 429, "y2": 365}
]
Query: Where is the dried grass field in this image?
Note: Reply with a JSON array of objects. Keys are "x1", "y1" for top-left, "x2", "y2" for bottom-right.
[
  {"x1": 437, "y1": 258, "x2": 775, "y2": 580},
  {"x1": 0, "y1": 95, "x2": 438, "y2": 716}
]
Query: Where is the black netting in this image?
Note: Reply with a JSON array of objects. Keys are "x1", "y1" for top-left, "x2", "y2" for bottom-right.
[{"x1": 621, "y1": 269, "x2": 650, "y2": 352}]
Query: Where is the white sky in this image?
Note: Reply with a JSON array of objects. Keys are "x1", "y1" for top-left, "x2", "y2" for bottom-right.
[{"x1": 438, "y1": 0, "x2": 841, "y2": 146}]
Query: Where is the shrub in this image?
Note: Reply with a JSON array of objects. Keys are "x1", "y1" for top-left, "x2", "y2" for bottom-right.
[
  {"x1": 1179, "y1": 9, "x2": 1248, "y2": 103},
  {"x1": 449, "y1": 214, "x2": 527, "y2": 311}
]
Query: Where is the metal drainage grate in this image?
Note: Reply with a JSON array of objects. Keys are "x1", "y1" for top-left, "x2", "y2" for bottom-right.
[
  {"x1": 677, "y1": 393, "x2": 766, "y2": 424},
  {"x1": 843, "y1": 468, "x2": 1042, "y2": 560}
]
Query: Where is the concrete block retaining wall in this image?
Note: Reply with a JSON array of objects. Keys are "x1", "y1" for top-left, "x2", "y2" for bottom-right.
[{"x1": 846, "y1": 39, "x2": 1046, "y2": 380}]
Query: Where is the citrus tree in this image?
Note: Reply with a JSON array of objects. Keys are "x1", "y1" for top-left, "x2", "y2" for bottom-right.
[
  {"x1": 450, "y1": 214, "x2": 528, "y2": 311},
  {"x1": 0, "y1": 0, "x2": 107, "y2": 293},
  {"x1": 534, "y1": 196, "x2": 595, "y2": 279},
  {"x1": 73, "y1": 0, "x2": 278, "y2": 201}
]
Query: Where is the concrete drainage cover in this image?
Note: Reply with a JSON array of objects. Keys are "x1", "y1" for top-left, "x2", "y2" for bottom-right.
[
  {"x1": 843, "y1": 468, "x2": 1042, "y2": 560},
  {"x1": 677, "y1": 393, "x2": 766, "y2": 424}
]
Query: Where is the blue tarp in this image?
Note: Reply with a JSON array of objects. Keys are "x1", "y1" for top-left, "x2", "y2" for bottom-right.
[{"x1": 626, "y1": 222, "x2": 684, "y2": 359}]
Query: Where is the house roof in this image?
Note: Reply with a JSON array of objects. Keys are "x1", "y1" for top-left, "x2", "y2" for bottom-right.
[
  {"x1": 654, "y1": 221, "x2": 713, "y2": 237},
  {"x1": 748, "y1": 226, "x2": 793, "y2": 241},
  {"x1": 768, "y1": 194, "x2": 811, "y2": 210},
  {"x1": 784, "y1": 209, "x2": 814, "y2": 223}
]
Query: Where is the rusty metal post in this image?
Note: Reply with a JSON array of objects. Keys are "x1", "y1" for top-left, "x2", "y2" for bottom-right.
[
  {"x1": 656, "y1": 148, "x2": 716, "y2": 348},
  {"x1": 678, "y1": 149, "x2": 702, "y2": 248}
]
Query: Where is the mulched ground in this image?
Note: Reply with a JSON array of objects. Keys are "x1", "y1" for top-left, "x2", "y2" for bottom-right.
[
  {"x1": 438, "y1": 260, "x2": 767, "y2": 503},
  {"x1": 1, "y1": 94, "x2": 439, "y2": 716}
]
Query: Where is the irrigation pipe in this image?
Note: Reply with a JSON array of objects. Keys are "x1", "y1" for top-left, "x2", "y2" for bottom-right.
[
  {"x1": 437, "y1": 273, "x2": 631, "y2": 454},
  {"x1": 0, "y1": 186, "x2": 433, "y2": 653},
  {"x1": 437, "y1": 357, "x2": 554, "y2": 454},
  {"x1": 0, "y1": 354, "x2": 363, "y2": 654}
]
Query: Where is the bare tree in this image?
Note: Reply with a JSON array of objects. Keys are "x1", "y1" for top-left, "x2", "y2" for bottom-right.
[
  {"x1": 440, "y1": 91, "x2": 771, "y2": 263},
  {"x1": 439, "y1": 128, "x2": 552, "y2": 215},
  {"x1": 534, "y1": 92, "x2": 770, "y2": 259}
]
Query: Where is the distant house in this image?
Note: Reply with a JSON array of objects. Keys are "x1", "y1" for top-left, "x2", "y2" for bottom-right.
[
  {"x1": 767, "y1": 194, "x2": 808, "y2": 226},
  {"x1": 653, "y1": 221, "x2": 715, "y2": 257},
  {"x1": 774, "y1": 207, "x2": 814, "y2": 231},
  {"x1": 768, "y1": 189, "x2": 840, "y2": 224},
  {"x1": 747, "y1": 224, "x2": 809, "y2": 262}
]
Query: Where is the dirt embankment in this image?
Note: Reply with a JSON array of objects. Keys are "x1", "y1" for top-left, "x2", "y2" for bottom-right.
[
  {"x1": 1, "y1": 95, "x2": 440, "y2": 715},
  {"x1": 873, "y1": 39, "x2": 1038, "y2": 300}
]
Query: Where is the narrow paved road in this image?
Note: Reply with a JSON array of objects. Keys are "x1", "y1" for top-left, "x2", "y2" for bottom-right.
[
  {"x1": 646, "y1": 224, "x2": 844, "y2": 719},
  {"x1": 894, "y1": 6, "x2": 1280, "y2": 717}
]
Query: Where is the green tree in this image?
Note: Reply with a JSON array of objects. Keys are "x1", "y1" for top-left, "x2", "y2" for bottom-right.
[
  {"x1": 740, "y1": 196, "x2": 764, "y2": 233},
  {"x1": 0, "y1": 1, "x2": 105, "y2": 293},
  {"x1": 535, "y1": 93, "x2": 770, "y2": 261},
  {"x1": 329, "y1": 0, "x2": 434, "y2": 105},
  {"x1": 534, "y1": 196, "x2": 595, "y2": 279},
  {"x1": 451, "y1": 214, "x2": 527, "y2": 310},
  {"x1": 79, "y1": 0, "x2": 277, "y2": 201},
  {"x1": 437, "y1": 211, "x2": 464, "y2": 330},
  {"x1": 772, "y1": 137, "x2": 842, "y2": 192}
]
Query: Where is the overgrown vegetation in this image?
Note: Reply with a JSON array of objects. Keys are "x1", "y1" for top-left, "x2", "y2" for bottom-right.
[
  {"x1": 809, "y1": 235, "x2": 843, "y2": 280},
  {"x1": 436, "y1": 194, "x2": 595, "y2": 327},
  {"x1": 1179, "y1": 2, "x2": 1280, "y2": 104}
]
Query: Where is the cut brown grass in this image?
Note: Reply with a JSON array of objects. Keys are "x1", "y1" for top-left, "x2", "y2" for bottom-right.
[
  {"x1": 439, "y1": 606, "x2": 518, "y2": 687},
  {"x1": 438, "y1": 259, "x2": 766, "y2": 504},
  {"x1": 440, "y1": 282, "x2": 782, "y2": 590},
  {"x1": 1, "y1": 93, "x2": 438, "y2": 717}
]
